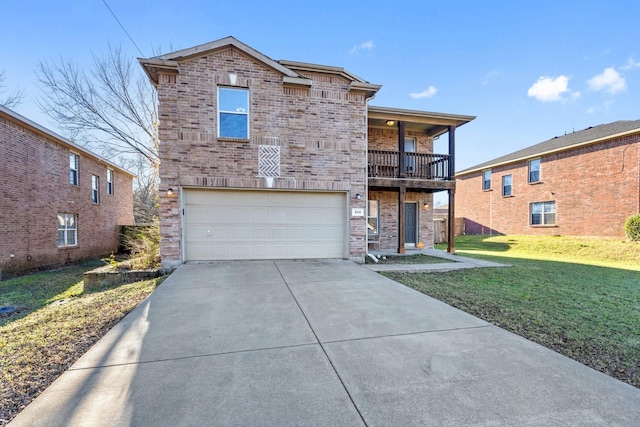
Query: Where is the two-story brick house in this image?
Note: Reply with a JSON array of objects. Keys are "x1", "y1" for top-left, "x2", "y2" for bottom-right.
[
  {"x1": 139, "y1": 37, "x2": 474, "y2": 268},
  {"x1": 456, "y1": 120, "x2": 640, "y2": 237},
  {"x1": 0, "y1": 105, "x2": 135, "y2": 276}
]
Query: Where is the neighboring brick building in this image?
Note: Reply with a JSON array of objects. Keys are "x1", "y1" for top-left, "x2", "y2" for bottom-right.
[
  {"x1": 139, "y1": 37, "x2": 474, "y2": 268},
  {"x1": 456, "y1": 120, "x2": 640, "y2": 237},
  {"x1": 0, "y1": 105, "x2": 135, "y2": 276}
]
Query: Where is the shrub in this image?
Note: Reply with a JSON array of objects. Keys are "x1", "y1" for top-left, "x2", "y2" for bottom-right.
[
  {"x1": 121, "y1": 222, "x2": 160, "y2": 269},
  {"x1": 624, "y1": 214, "x2": 640, "y2": 241}
]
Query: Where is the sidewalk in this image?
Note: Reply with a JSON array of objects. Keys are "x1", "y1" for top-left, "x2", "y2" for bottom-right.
[{"x1": 365, "y1": 249, "x2": 509, "y2": 273}]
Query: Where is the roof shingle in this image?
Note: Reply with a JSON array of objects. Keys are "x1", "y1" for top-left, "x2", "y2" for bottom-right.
[{"x1": 457, "y1": 119, "x2": 640, "y2": 175}]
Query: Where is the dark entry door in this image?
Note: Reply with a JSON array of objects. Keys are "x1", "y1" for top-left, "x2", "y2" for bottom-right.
[{"x1": 405, "y1": 203, "x2": 417, "y2": 245}]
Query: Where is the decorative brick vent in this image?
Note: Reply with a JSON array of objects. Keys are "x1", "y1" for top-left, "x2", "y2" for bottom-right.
[{"x1": 258, "y1": 145, "x2": 280, "y2": 177}]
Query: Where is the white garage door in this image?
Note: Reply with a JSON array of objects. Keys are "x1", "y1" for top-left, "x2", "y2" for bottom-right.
[{"x1": 184, "y1": 189, "x2": 347, "y2": 261}]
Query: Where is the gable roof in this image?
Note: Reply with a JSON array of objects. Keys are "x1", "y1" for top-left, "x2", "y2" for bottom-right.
[
  {"x1": 278, "y1": 60, "x2": 381, "y2": 96},
  {"x1": 0, "y1": 105, "x2": 136, "y2": 178},
  {"x1": 138, "y1": 36, "x2": 381, "y2": 97},
  {"x1": 456, "y1": 119, "x2": 640, "y2": 176}
]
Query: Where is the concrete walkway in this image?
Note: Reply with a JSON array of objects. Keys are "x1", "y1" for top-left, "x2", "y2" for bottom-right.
[
  {"x1": 10, "y1": 260, "x2": 640, "y2": 426},
  {"x1": 366, "y1": 249, "x2": 509, "y2": 273}
]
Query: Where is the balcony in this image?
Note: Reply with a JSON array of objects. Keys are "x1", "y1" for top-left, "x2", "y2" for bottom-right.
[{"x1": 368, "y1": 150, "x2": 454, "y2": 190}]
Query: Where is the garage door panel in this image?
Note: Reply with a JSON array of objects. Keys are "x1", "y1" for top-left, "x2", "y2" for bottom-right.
[
  {"x1": 269, "y1": 208, "x2": 291, "y2": 223},
  {"x1": 250, "y1": 207, "x2": 271, "y2": 223},
  {"x1": 189, "y1": 207, "x2": 214, "y2": 222},
  {"x1": 305, "y1": 226, "x2": 342, "y2": 240},
  {"x1": 184, "y1": 190, "x2": 347, "y2": 261}
]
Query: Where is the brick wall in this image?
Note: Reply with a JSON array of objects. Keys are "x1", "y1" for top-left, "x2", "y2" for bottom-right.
[
  {"x1": 456, "y1": 134, "x2": 640, "y2": 237},
  {"x1": 0, "y1": 114, "x2": 134, "y2": 276},
  {"x1": 368, "y1": 191, "x2": 434, "y2": 250},
  {"x1": 155, "y1": 47, "x2": 370, "y2": 267},
  {"x1": 367, "y1": 126, "x2": 436, "y2": 250},
  {"x1": 368, "y1": 127, "x2": 433, "y2": 153}
]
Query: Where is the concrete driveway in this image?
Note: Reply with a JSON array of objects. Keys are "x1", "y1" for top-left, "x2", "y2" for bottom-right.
[{"x1": 10, "y1": 260, "x2": 640, "y2": 426}]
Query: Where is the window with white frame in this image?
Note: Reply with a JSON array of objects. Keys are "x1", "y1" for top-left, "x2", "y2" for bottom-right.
[
  {"x1": 218, "y1": 87, "x2": 249, "y2": 139},
  {"x1": 529, "y1": 158, "x2": 541, "y2": 183},
  {"x1": 57, "y1": 213, "x2": 77, "y2": 247},
  {"x1": 69, "y1": 153, "x2": 79, "y2": 185},
  {"x1": 482, "y1": 169, "x2": 492, "y2": 190},
  {"x1": 367, "y1": 200, "x2": 379, "y2": 236},
  {"x1": 531, "y1": 201, "x2": 555, "y2": 226},
  {"x1": 107, "y1": 169, "x2": 114, "y2": 195},
  {"x1": 502, "y1": 174, "x2": 512, "y2": 197},
  {"x1": 91, "y1": 175, "x2": 99, "y2": 204}
]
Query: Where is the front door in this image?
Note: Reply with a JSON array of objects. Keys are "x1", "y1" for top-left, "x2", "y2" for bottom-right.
[{"x1": 405, "y1": 202, "x2": 417, "y2": 246}]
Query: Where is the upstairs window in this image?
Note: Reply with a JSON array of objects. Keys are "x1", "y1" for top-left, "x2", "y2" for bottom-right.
[
  {"x1": 91, "y1": 175, "x2": 99, "y2": 204},
  {"x1": 107, "y1": 169, "x2": 114, "y2": 195},
  {"x1": 218, "y1": 87, "x2": 249, "y2": 139},
  {"x1": 57, "y1": 213, "x2": 77, "y2": 247},
  {"x1": 367, "y1": 200, "x2": 379, "y2": 236},
  {"x1": 482, "y1": 170, "x2": 492, "y2": 190},
  {"x1": 70, "y1": 153, "x2": 79, "y2": 185},
  {"x1": 529, "y1": 158, "x2": 541, "y2": 183},
  {"x1": 531, "y1": 201, "x2": 555, "y2": 226},
  {"x1": 502, "y1": 174, "x2": 512, "y2": 196}
]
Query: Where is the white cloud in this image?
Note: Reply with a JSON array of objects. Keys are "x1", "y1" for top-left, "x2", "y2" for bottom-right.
[
  {"x1": 588, "y1": 67, "x2": 626, "y2": 94},
  {"x1": 349, "y1": 40, "x2": 374, "y2": 54},
  {"x1": 410, "y1": 86, "x2": 438, "y2": 99},
  {"x1": 620, "y1": 57, "x2": 640, "y2": 70},
  {"x1": 527, "y1": 75, "x2": 570, "y2": 102}
]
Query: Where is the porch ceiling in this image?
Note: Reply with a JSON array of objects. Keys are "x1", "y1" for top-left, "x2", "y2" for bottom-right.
[{"x1": 368, "y1": 106, "x2": 475, "y2": 138}]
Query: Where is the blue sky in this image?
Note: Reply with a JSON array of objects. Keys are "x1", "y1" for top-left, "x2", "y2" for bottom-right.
[{"x1": 2, "y1": 0, "x2": 640, "y2": 174}]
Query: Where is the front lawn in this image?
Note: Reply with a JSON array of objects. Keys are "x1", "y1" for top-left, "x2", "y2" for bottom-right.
[
  {"x1": 385, "y1": 235, "x2": 640, "y2": 388},
  {"x1": 0, "y1": 261, "x2": 163, "y2": 424}
]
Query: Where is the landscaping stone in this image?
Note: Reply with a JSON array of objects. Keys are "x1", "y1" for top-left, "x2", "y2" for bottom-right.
[{"x1": 83, "y1": 264, "x2": 161, "y2": 292}]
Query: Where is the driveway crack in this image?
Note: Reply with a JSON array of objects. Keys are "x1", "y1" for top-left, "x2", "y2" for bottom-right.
[{"x1": 274, "y1": 262, "x2": 369, "y2": 427}]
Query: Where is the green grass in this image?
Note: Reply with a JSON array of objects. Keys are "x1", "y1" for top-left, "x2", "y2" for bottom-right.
[
  {"x1": 0, "y1": 261, "x2": 163, "y2": 424},
  {"x1": 0, "y1": 260, "x2": 103, "y2": 317},
  {"x1": 386, "y1": 235, "x2": 640, "y2": 388},
  {"x1": 440, "y1": 234, "x2": 640, "y2": 269}
]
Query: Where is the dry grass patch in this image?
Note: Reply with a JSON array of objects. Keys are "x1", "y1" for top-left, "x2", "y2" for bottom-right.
[{"x1": 0, "y1": 261, "x2": 163, "y2": 424}]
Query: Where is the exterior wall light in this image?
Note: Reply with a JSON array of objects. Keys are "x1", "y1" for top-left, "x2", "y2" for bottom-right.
[
  {"x1": 167, "y1": 188, "x2": 174, "y2": 197},
  {"x1": 422, "y1": 203, "x2": 429, "y2": 210},
  {"x1": 386, "y1": 120, "x2": 395, "y2": 126},
  {"x1": 355, "y1": 193, "x2": 362, "y2": 200}
]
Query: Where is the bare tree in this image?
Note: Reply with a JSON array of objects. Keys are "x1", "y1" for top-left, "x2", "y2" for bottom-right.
[
  {"x1": 0, "y1": 70, "x2": 24, "y2": 108},
  {"x1": 121, "y1": 157, "x2": 160, "y2": 224},
  {"x1": 35, "y1": 45, "x2": 159, "y2": 168}
]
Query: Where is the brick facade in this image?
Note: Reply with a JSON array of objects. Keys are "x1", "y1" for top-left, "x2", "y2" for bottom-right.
[
  {"x1": 0, "y1": 107, "x2": 134, "y2": 276},
  {"x1": 456, "y1": 133, "x2": 640, "y2": 237},
  {"x1": 148, "y1": 42, "x2": 373, "y2": 267},
  {"x1": 368, "y1": 127, "x2": 435, "y2": 249},
  {"x1": 142, "y1": 37, "x2": 474, "y2": 266},
  {"x1": 368, "y1": 190, "x2": 434, "y2": 250}
]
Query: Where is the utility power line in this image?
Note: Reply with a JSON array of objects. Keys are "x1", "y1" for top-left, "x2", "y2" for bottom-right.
[{"x1": 101, "y1": 0, "x2": 145, "y2": 56}]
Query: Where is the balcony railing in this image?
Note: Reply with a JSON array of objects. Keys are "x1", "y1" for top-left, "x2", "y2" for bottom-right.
[{"x1": 368, "y1": 150, "x2": 451, "y2": 180}]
